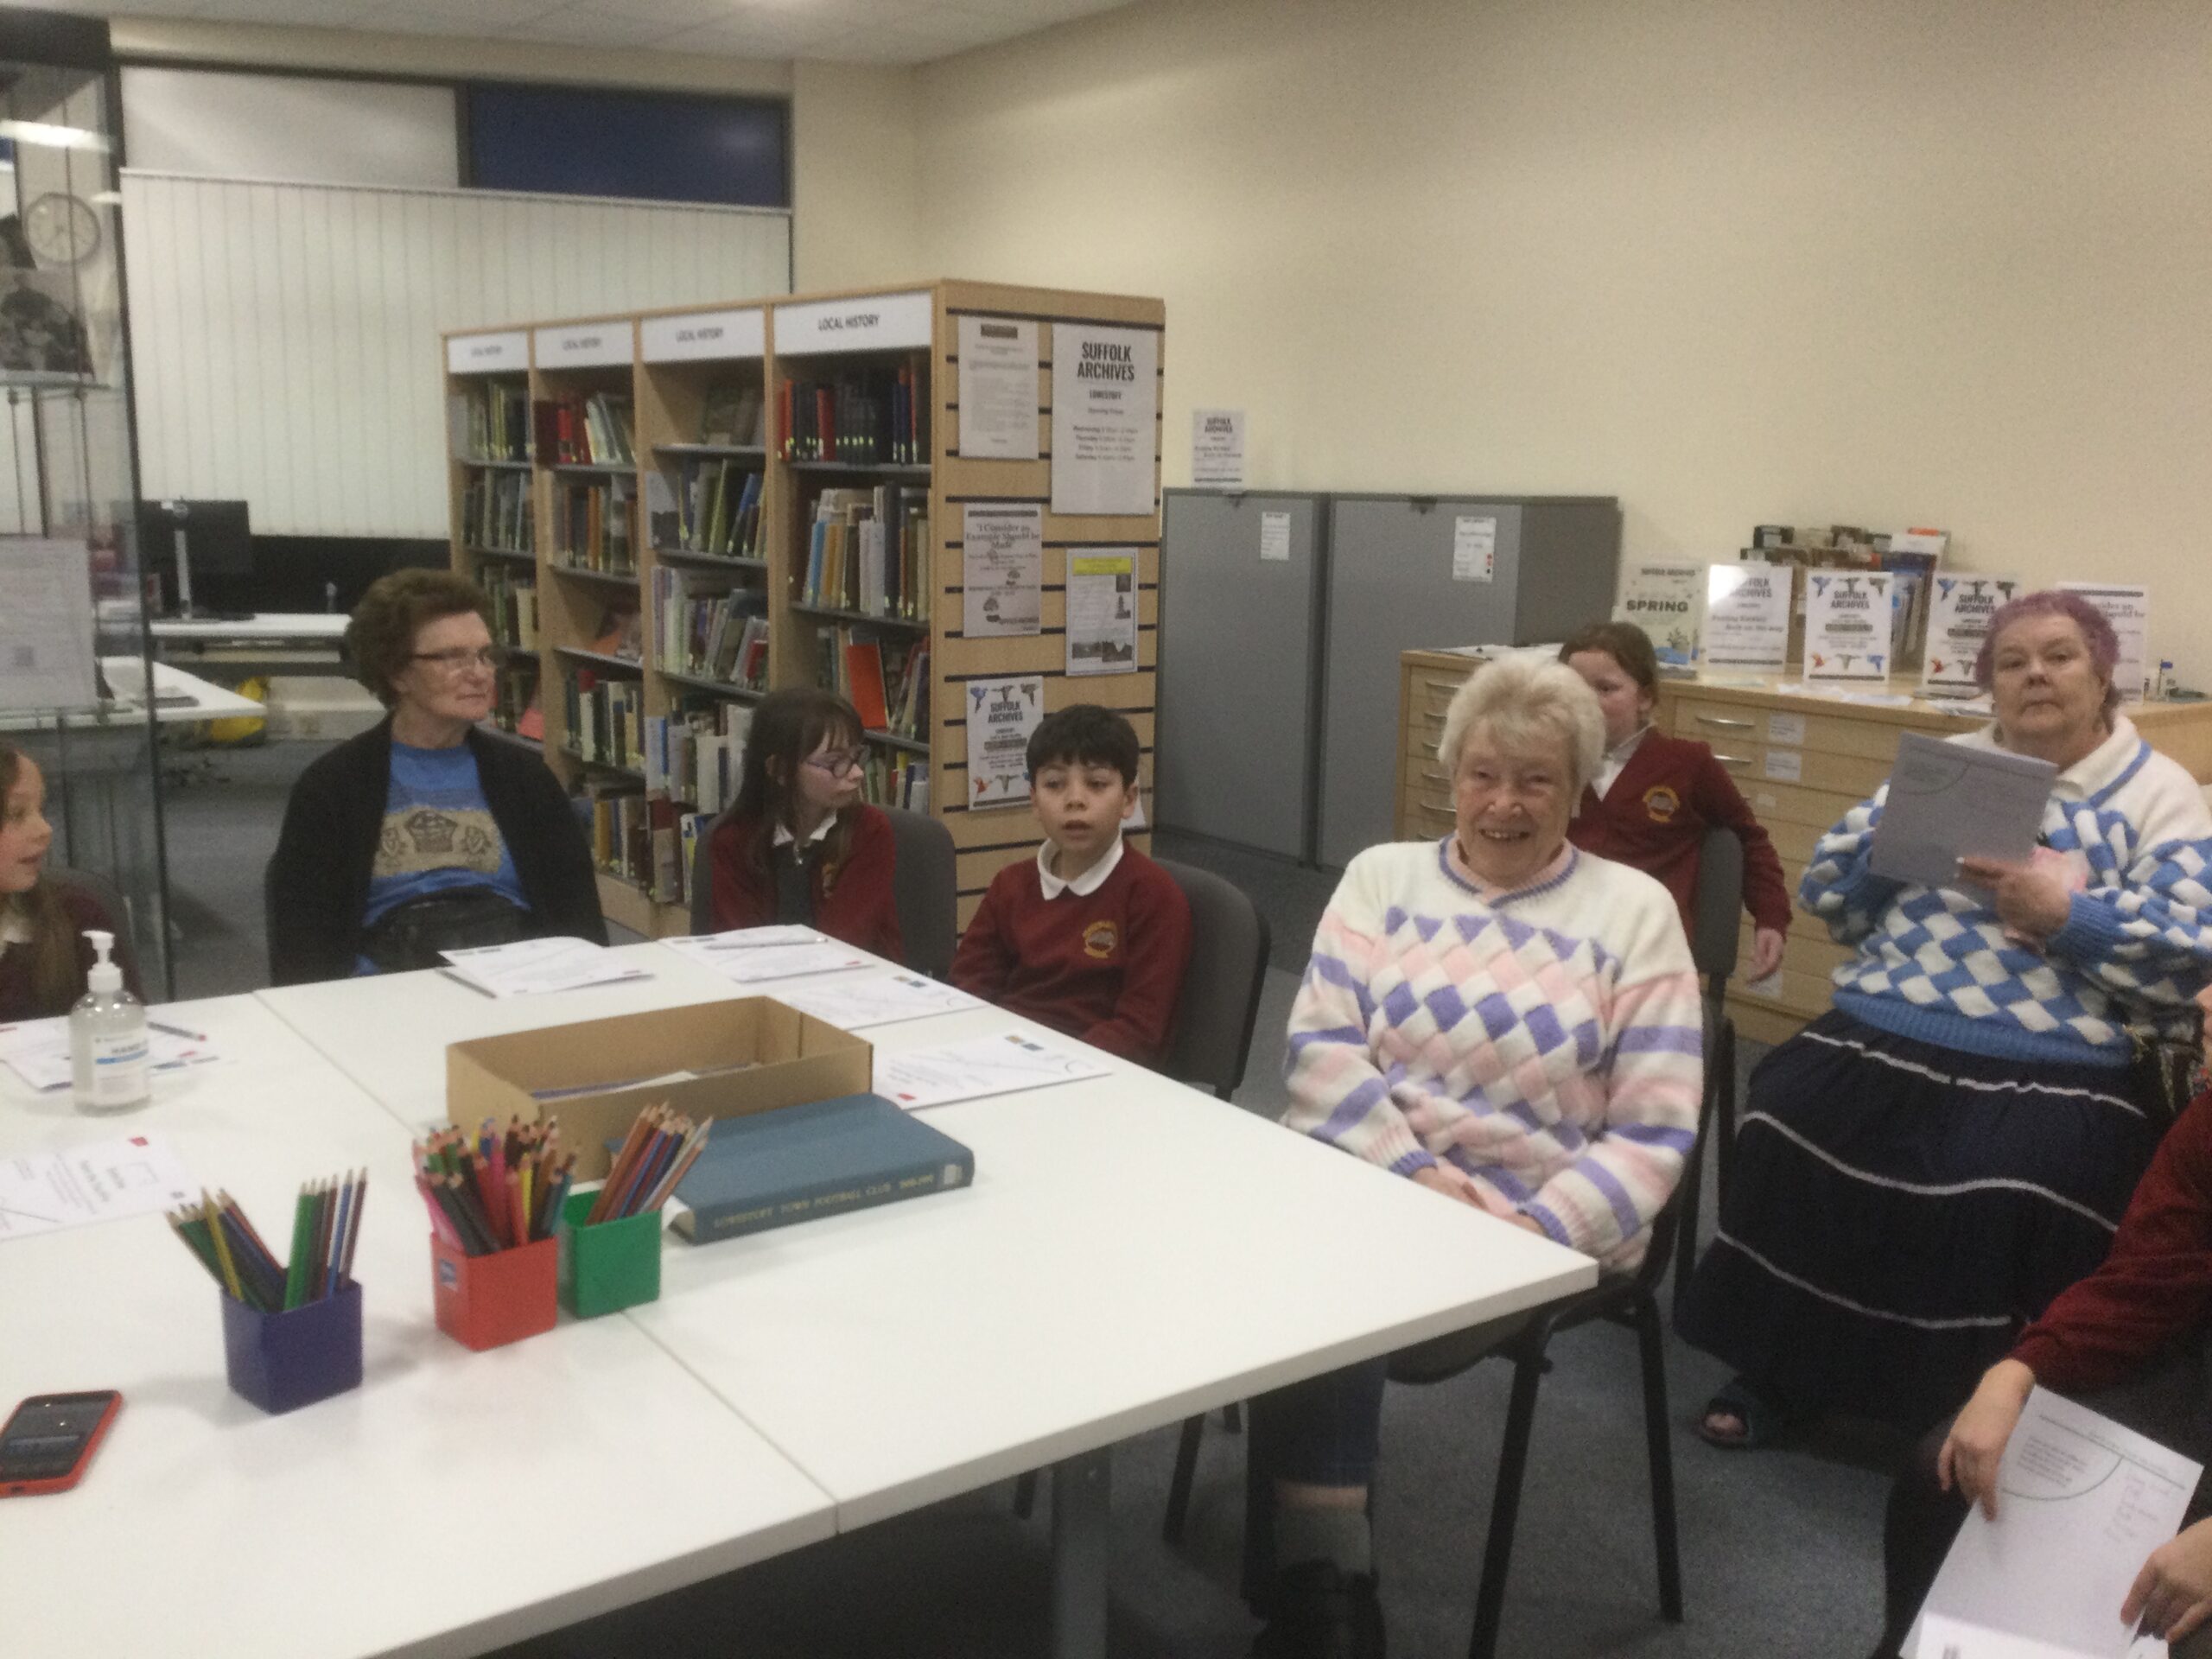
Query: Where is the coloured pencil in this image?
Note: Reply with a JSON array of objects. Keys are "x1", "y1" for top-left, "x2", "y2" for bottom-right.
[{"x1": 167, "y1": 1179, "x2": 365, "y2": 1308}]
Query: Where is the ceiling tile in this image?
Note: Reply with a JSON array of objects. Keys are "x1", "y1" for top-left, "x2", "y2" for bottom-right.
[
  {"x1": 656, "y1": 7, "x2": 842, "y2": 54},
  {"x1": 511, "y1": 5, "x2": 692, "y2": 45},
  {"x1": 578, "y1": 0, "x2": 742, "y2": 22}
]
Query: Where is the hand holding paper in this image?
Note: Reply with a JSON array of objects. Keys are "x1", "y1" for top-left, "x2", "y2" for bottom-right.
[
  {"x1": 1956, "y1": 855, "x2": 2079, "y2": 942},
  {"x1": 1869, "y1": 733, "x2": 2056, "y2": 893},
  {"x1": 2123, "y1": 1518, "x2": 2212, "y2": 1646}
]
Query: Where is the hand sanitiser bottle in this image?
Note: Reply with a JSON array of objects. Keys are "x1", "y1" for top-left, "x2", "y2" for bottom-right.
[{"x1": 70, "y1": 931, "x2": 149, "y2": 1113}]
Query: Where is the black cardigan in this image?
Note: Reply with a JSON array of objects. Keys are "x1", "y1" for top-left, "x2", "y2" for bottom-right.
[{"x1": 267, "y1": 720, "x2": 607, "y2": 986}]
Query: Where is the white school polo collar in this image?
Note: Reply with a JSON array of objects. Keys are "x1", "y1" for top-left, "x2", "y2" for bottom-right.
[{"x1": 1038, "y1": 835, "x2": 1125, "y2": 899}]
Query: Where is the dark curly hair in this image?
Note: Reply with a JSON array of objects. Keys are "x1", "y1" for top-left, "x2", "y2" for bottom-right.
[{"x1": 346, "y1": 569, "x2": 493, "y2": 707}]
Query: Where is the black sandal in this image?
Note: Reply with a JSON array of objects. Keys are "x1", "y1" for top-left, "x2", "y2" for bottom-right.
[{"x1": 1699, "y1": 1376, "x2": 1801, "y2": 1450}]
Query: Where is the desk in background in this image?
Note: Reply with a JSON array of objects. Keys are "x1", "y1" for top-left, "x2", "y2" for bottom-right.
[
  {"x1": 1395, "y1": 651, "x2": 2212, "y2": 1046},
  {"x1": 149, "y1": 612, "x2": 352, "y2": 679}
]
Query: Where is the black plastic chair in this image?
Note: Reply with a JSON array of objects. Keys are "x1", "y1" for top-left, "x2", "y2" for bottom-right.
[
  {"x1": 1671, "y1": 825, "x2": 1743, "y2": 1319},
  {"x1": 686, "y1": 805, "x2": 957, "y2": 978}
]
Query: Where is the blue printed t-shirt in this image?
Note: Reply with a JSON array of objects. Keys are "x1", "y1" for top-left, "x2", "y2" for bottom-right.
[{"x1": 353, "y1": 741, "x2": 530, "y2": 974}]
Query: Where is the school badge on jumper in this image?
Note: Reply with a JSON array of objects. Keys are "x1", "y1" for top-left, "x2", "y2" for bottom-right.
[
  {"x1": 1082, "y1": 920, "x2": 1119, "y2": 959},
  {"x1": 1643, "y1": 785, "x2": 1681, "y2": 824}
]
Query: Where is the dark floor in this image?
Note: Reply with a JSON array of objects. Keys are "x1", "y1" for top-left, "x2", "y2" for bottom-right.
[{"x1": 162, "y1": 751, "x2": 1895, "y2": 1659}]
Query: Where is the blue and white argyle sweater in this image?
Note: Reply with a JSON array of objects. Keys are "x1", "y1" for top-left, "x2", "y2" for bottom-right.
[{"x1": 1804, "y1": 716, "x2": 2212, "y2": 1066}]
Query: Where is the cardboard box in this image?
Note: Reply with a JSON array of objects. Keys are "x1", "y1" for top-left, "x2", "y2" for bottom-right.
[{"x1": 446, "y1": 998, "x2": 873, "y2": 1182}]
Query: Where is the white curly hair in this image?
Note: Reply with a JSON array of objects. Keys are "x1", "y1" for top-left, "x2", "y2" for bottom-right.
[{"x1": 1436, "y1": 652, "x2": 1605, "y2": 798}]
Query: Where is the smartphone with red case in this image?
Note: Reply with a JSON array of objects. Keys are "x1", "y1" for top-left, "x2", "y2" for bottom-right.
[{"x1": 0, "y1": 1391, "x2": 122, "y2": 1497}]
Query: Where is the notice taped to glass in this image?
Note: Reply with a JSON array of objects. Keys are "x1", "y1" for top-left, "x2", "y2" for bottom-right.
[
  {"x1": 1066, "y1": 550, "x2": 1139, "y2": 677},
  {"x1": 965, "y1": 674, "x2": 1044, "y2": 809},
  {"x1": 962, "y1": 503, "x2": 1043, "y2": 637},
  {"x1": 1051, "y1": 322, "x2": 1159, "y2": 516}
]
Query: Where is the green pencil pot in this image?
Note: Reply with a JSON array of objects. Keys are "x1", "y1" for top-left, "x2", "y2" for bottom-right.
[{"x1": 557, "y1": 1191, "x2": 663, "y2": 1319}]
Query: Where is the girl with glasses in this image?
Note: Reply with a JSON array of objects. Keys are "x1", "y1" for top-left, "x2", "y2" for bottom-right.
[{"x1": 707, "y1": 687, "x2": 904, "y2": 960}]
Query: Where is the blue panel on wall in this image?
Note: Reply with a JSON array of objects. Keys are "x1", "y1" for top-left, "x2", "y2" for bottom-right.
[{"x1": 467, "y1": 84, "x2": 787, "y2": 208}]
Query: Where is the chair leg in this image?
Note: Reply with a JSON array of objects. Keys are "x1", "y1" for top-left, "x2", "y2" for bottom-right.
[
  {"x1": 1466, "y1": 1329, "x2": 1548, "y2": 1659},
  {"x1": 1713, "y1": 1018, "x2": 1738, "y2": 1205},
  {"x1": 1163, "y1": 1413, "x2": 1206, "y2": 1545},
  {"x1": 1014, "y1": 1469, "x2": 1038, "y2": 1521},
  {"x1": 1223, "y1": 1401, "x2": 1243, "y2": 1433},
  {"x1": 1633, "y1": 1293, "x2": 1686, "y2": 1623},
  {"x1": 1672, "y1": 1090, "x2": 1708, "y2": 1323}
]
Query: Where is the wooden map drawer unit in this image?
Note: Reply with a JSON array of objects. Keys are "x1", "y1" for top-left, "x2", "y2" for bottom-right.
[{"x1": 1395, "y1": 649, "x2": 1483, "y2": 839}]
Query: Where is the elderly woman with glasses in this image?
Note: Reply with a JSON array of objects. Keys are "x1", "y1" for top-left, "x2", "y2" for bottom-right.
[
  {"x1": 1246, "y1": 652, "x2": 1704, "y2": 1657},
  {"x1": 705, "y1": 687, "x2": 904, "y2": 961},
  {"x1": 268, "y1": 569, "x2": 605, "y2": 982}
]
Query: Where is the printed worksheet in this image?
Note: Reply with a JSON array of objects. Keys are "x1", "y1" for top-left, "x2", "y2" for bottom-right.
[
  {"x1": 0, "y1": 1134, "x2": 196, "y2": 1242},
  {"x1": 440, "y1": 937, "x2": 651, "y2": 997},
  {"x1": 1869, "y1": 732, "x2": 2056, "y2": 890},
  {"x1": 661, "y1": 931, "x2": 871, "y2": 983},
  {"x1": 1908, "y1": 1389, "x2": 2200, "y2": 1659},
  {"x1": 0, "y1": 1016, "x2": 221, "y2": 1094},
  {"x1": 774, "y1": 973, "x2": 982, "y2": 1031},
  {"x1": 875, "y1": 1032, "x2": 1111, "y2": 1110}
]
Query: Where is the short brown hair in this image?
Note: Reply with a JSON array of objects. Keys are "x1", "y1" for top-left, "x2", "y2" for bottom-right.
[
  {"x1": 346, "y1": 569, "x2": 492, "y2": 706},
  {"x1": 1558, "y1": 620, "x2": 1660, "y2": 696}
]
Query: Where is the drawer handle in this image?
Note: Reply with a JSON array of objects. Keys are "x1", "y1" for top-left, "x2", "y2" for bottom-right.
[
  {"x1": 1421, "y1": 767, "x2": 1448, "y2": 785},
  {"x1": 1696, "y1": 714, "x2": 1755, "y2": 730},
  {"x1": 1421, "y1": 709, "x2": 1446, "y2": 724},
  {"x1": 1713, "y1": 753, "x2": 1756, "y2": 768},
  {"x1": 1421, "y1": 797, "x2": 1454, "y2": 814}
]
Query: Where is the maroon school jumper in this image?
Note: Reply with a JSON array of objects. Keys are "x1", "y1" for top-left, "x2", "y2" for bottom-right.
[
  {"x1": 950, "y1": 841, "x2": 1193, "y2": 1067},
  {"x1": 1567, "y1": 729, "x2": 1791, "y2": 939},
  {"x1": 707, "y1": 804, "x2": 904, "y2": 963}
]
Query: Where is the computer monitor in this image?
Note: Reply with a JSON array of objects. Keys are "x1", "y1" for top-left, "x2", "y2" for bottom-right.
[{"x1": 139, "y1": 499, "x2": 252, "y2": 617}]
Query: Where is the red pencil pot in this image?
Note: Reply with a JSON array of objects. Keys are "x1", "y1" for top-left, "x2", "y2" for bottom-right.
[{"x1": 430, "y1": 1234, "x2": 557, "y2": 1351}]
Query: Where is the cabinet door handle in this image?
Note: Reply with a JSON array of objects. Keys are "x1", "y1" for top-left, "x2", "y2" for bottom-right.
[
  {"x1": 1713, "y1": 753, "x2": 1756, "y2": 769},
  {"x1": 1696, "y1": 714, "x2": 1755, "y2": 729}
]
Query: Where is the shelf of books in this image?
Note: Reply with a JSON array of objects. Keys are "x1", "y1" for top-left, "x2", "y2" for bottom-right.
[{"x1": 442, "y1": 278, "x2": 1163, "y2": 939}]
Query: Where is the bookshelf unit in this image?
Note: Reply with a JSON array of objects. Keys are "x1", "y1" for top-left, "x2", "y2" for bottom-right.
[{"x1": 444, "y1": 279, "x2": 1165, "y2": 938}]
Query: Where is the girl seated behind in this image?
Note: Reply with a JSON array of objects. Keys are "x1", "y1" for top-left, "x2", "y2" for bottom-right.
[
  {"x1": 707, "y1": 688, "x2": 903, "y2": 961},
  {"x1": 0, "y1": 741, "x2": 143, "y2": 1020}
]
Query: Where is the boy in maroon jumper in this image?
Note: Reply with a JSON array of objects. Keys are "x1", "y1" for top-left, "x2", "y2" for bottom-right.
[{"x1": 951, "y1": 705, "x2": 1193, "y2": 1066}]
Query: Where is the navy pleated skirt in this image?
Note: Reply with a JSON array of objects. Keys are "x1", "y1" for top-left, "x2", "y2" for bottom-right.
[{"x1": 1678, "y1": 1008, "x2": 2166, "y2": 1433}]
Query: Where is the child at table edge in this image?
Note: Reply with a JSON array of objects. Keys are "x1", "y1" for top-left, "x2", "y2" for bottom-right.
[{"x1": 950, "y1": 705, "x2": 1192, "y2": 1067}]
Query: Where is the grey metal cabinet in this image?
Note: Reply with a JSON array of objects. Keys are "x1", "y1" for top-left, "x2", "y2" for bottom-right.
[
  {"x1": 1154, "y1": 490, "x2": 1329, "y2": 861},
  {"x1": 1316, "y1": 495, "x2": 1620, "y2": 869}
]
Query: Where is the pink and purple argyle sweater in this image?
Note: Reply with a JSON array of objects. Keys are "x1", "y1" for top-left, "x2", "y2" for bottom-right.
[{"x1": 1283, "y1": 840, "x2": 1703, "y2": 1269}]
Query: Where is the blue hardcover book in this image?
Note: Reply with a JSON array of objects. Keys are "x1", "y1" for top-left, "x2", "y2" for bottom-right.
[{"x1": 666, "y1": 1093, "x2": 975, "y2": 1244}]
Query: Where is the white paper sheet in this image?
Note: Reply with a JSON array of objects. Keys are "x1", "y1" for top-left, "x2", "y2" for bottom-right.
[
  {"x1": 1191, "y1": 407, "x2": 1245, "y2": 488},
  {"x1": 1452, "y1": 516, "x2": 1497, "y2": 584},
  {"x1": 876, "y1": 1032, "x2": 1112, "y2": 1110},
  {"x1": 772, "y1": 972, "x2": 982, "y2": 1031},
  {"x1": 1925, "y1": 575, "x2": 2023, "y2": 689},
  {"x1": 963, "y1": 502, "x2": 1043, "y2": 637},
  {"x1": 660, "y1": 931, "x2": 871, "y2": 983},
  {"x1": 0, "y1": 1133, "x2": 196, "y2": 1242},
  {"x1": 1260, "y1": 511, "x2": 1292, "y2": 563},
  {"x1": 1804, "y1": 570, "x2": 1895, "y2": 679},
  {"x1": 1869, "y1": 732, "x2": 2055, "y2": 889},
  {"x1": 0, "y1": 1016, "x2": 222, "y2": 1094},
  {"x1": 1910, "y1": 1389, "x2": 2200, "y2": 1659},
  {"x1": 438, "y1": 936, "x2": 652, "y2": 998},
  {"x1": 963, "y1": 674, "x2": 1044, "y2": 810},
  {"x1": 0, "y1": 537, "x2": 99, "y2": 712},
  {"x1": 1615, "y1": 561, "x2": 1707, "y2": 666},
  {"x1": 1051, "y1": 322, "x2": 1160, "y2": 517},
  {"x1": 956, "y1": 315, "x2": 1040, "y2": 461},
  {"x1": 664, "y1": 925, "x2": 825, "y2": 953},
  {"x1": 1707, "y1": 563, "x2": 1794, "y2": 671},
  {"x1": 1066, "y1": 549, "x2": 1139, "y2": 677}
]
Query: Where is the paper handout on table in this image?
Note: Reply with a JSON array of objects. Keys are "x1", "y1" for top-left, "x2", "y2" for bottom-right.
[
  {"x1": 1908, "y1": 1388, "x2": 2201, "y2": 1659},
  {"x1": 1869, "y1": 733, "x2": 2056, "y2": 891},
  {"x1": 0, "y1": 1133, "x2": 196, "y2": 1242},
  {"x1": 439, "y1": 937, "x2": 652, "y2": 998},
  {"x1": 660, "y1": 930, "x2": 872, "y2": 983},
  {"x1": 0, "y1": 1016, "x2": 221, "y2": 1094},
  {"x1": 772, "y1": 972, "x2": 982, "y2": 1031},
  {"x1": 876, "y1": 1032, "x2": 1112, "y2": 1110}
]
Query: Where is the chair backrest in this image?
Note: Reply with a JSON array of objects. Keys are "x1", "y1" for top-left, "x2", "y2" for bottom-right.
[
  {"x1": 1151, "y1": 857, "x2": 1271, "y2": 1100},
  {"x1": 883, "y1": 807, "x2": 957, "y2": 981},
  {"x1": 688, "y1": 806, "x2": 958, "y2": 981},
  {"x1": 1688, "y1": 824, "x2": 1743, "y2": 1001},
  {"x1": 49, "y1": 865, "x2": 129, "y2": 941}
]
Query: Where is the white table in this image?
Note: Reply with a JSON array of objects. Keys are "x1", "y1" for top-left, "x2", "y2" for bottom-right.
[
  {"x1": 255, "y1": 943, "x2": 752, "y2": 1130},
  {"x1": 0, "y1": 994, "x2": 834, "y2": 1659},
  {"x1": 0, "y1": 657, "x2": 263, "y2": 734},
  {"x1": 257, "y1": 944, "x2": 1598, "y2": 1659},
  {"x1": 151, "y1": 612, "x2": 353, "y2": 679}
]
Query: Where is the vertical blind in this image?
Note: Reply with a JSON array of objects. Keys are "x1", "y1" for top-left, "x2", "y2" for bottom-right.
[{"x1": 122, "y1": 170, "x2": 791, "y2": 537}]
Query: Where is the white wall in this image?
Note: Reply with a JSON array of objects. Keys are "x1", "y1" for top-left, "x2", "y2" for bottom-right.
[
  {"x1": 912, "y1": 0, "x2": 2212, "y2": 682},
  {"x1": 123, "y1": 67, "x2": 460, "y2": 188}
]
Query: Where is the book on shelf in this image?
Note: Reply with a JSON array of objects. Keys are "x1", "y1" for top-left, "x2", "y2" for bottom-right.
[
  {"x1": 504, "y1": 681, "x2": 543, "y2": 741},
  {"x1": 462, "y1": 469, "x2": 533, "y2": 552},
  {"x1": 535, "y1": 392, "x2": 636, "y2": 467},
  {"x1": 861, "y1": 753, "x2": 930, "y2": 813},
  {"x1": 798, "y1": 484, "x2": 929, "y2": 620},
  {"x1": 813, "y1": 625, "x2": 930, "y2": 741},
  {"x1": 778, "y1": 358, "x2": 928, "y2": 465},
  {"x1": 556, "y1": 478, "x2": 638, "y2": 575},
  {"x1": 698, "y1": 384, "x2": 764, "y2": 448},
  {"x1": 454, "y1": 382, "x2": 529, "y2": 463},
  {"x1": 588, "y1": 605, "x2": 645, "y2": 663},
  {"x1": 661, "y1": 459, "x2": 762, "y2": 559},
  {"x1": 479, "y1": 567, "x2": 539, "y2": 652},
  {"x1": 652, "y1": 568, "x2": 768, "y2": 689},
  {"x1": 644, "y1": 696, "x2": 752, "y2": 819},
  {"x1": 563, "y1": 667, "x2": 646, "y2": 772},
  {"x1": 583, "y1": 781, "x2": 655, "y2": 892}
]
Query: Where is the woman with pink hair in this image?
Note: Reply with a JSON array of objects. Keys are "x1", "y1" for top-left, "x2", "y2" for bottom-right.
[{"x1": 1680, "y1": 589, "x2": 2212, "y2": 1446}]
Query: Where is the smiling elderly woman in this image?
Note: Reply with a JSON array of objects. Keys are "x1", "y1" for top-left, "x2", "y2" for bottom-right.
[
  {"x1": 1680, "y1": 589, "x2": 2212, "y2": 1452},
  {"x1": 1245, "y1": 653, "x2": 1705, "y2": 1657}
]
